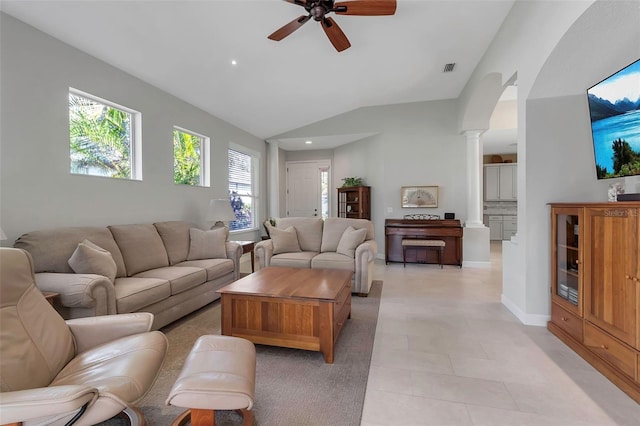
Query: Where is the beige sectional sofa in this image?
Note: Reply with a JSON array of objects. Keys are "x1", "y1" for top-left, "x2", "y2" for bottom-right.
[
  {"x1": 14, "y1": 221, "x2": 242, "y2": 329},
  {"x1": 254, "y1": 217, "x2": 377, "y2": 295}
]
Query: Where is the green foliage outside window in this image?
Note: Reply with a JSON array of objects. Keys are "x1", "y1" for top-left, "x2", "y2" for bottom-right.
[
  {"x1": 173, "y1": 129, "x2": 202, "y2": 185},
  {"x1": 69, "y1": 93, "x2": 132, "y2": 178}
]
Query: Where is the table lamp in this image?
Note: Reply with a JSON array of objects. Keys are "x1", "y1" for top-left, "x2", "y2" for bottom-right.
[{"x1": 206, "y1": 199, "x2": 237, "y2": 230}]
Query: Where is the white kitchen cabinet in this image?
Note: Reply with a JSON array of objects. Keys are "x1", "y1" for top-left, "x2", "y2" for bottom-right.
[
  {"x1": 485, "y1": 214, "x2": 517, "y2": 240},
  {"x1": 502, "y1": 215, "x2": 517, "y2": 240},
  {"x1": 484, "y1": 164, "x2": 517, "y2": 201},
  {"x1": 488, "y1": 215, "x2": 504, "y2": 240}
]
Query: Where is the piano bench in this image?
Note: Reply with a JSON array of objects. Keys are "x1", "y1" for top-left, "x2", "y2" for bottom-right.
[{"x1": 401, "y1": 239, "x2": 446, "y2": 268}]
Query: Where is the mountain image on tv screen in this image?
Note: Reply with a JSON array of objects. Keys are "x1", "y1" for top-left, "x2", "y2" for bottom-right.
[{"x1": 587, "y1": 58, "x2": 640, "y2": 179}]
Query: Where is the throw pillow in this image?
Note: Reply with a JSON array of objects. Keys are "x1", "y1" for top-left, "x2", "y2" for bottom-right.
[
  {"x1": 187, "y1": 227, "x2": 227, "y2": 261},
  {"x1": 68, "y1": 239, "x2": 118, "y2": 282},
  {"x1": 336, "y1": 226, "x2": 368, "y2": 258},
  {"x1": 271, "y1": 226, "x2": 301, "y2": 255}
]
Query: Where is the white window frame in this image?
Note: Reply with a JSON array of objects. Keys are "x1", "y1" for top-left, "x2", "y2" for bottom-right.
[
  {"x1": 228, "y1": 143, "x2": 260, "y2": 233},
  {"x1": 69, "y1": 88, "x2": 142, "y2": 180},
  {"x1": 173, "y1": 126, "x2": 210, "y2": 187}
]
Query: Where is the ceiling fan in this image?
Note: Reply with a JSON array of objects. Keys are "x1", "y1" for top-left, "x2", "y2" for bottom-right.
[{"x1": 268, "y1": 0, "x2": 397, "y2": 52}]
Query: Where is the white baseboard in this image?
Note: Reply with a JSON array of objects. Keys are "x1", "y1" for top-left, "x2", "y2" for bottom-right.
[
  {"x1": 462, "y1": 261, "x2": 491, "y2": 268},
  {"x1": 501, "y1": 294, "x2": 550, "y2": 326}
]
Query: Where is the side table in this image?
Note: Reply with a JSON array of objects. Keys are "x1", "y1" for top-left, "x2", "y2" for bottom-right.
[
  {"x1": 42, "y1": 291, "x2": 59, "y2": 306},
  {"x1": 230, "y1": 240, "x2": 255, "y2": 273}
]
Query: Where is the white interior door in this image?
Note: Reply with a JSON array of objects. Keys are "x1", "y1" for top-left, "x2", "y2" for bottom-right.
[{"x1": 286, "y1": 161, "x2": 330, "y2": 217}]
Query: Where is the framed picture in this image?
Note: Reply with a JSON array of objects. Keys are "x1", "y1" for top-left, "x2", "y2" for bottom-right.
[{"x1": 401, "y1": 186, "x2": 438, "y2": 208}]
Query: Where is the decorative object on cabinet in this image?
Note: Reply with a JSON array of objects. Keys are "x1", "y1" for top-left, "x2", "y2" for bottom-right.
[
  {"x1": 341, "y1": 176, "x2": 363, "y2": 187},
  {"x1": 618, "y1": 193, "x2": 640, "y2": 201},
  {"x1": 401, "y1": 186, "x2": 438, "y2": 208},
  {"x1": 403, "y1": 214, "x2": 440, "y2": 220},
  {"x1": 548, "y1": 202, "x2": 640, "y2": 404},
  {"x1": 338, "y1": 186, "x2": 370, "y2": 220},
  {"x1": 607, "y1": 182, "x2": 625, "y2": 202}
]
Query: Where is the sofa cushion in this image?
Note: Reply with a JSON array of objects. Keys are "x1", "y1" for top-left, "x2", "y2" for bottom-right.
[
  {"x1": 336, "y1": 226, "x2": 368, "y2": 258},
  {"x1": 14, "y1": 227, "x2": 126, "y2": 277},
  {"x1": 178, "y1": 259, "x2": 235, "y2": 281},
  {"x1": 109, "y1": 224, "x2": 169, "y2": 276},
  {"x1": 321, "y1": 218, "x2": 374, "y2": 253},
  {"x1": 271, "y1": 226, "x2": 301, "y2": 255},
  {"x1": 187, "y1": 228, "x2": 227, "y2": 260},
  {"x1": 68, "y1": 239, "x2": 118, "y2": 283},
  {"x1": 114, "y1": 277, "x2": 171, "y2": 313},
  {"x1": 154, "y1": 221, "x2": 195, "y2": 265},
  {"x1": 134, "y1": 266, "x2": 207, "y2": 296},
  {"x1": 270, "y1": 251, "x2": 317, "y2": 269},
  {"x1": 311, "y1": 252, "x2": 355, "y2": 272},
  {"x1": 275, "y1": 217, "x2": 323, "y2": 252}
]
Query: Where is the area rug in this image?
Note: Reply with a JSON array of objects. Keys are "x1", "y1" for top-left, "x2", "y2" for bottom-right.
[{"x1": 99, "y1": 280, "x2": 382, "y2": 426}]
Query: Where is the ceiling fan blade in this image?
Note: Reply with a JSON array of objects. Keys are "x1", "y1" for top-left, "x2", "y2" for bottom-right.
[
  {"x1": 334, "y1": 0, "x2": 397, "y2": 16},
  {"x1": 268, "y1": 15, "x2": 312, "y2": 41},
  {"x1": 321, "y1": 17, "x2": 351, "y2": 52}
]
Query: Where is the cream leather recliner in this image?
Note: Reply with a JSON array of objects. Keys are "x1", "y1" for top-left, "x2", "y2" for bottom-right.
[{"x1": 0, "y1": 248, "x2": 168, "y2": 426}]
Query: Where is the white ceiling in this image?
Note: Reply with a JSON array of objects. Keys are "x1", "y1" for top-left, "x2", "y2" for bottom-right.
[{"x1": 0, "y1": 0, "x2": 518, "y2": 152}]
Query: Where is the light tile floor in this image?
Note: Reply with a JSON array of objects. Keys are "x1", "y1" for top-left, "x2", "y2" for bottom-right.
[
  {"x1": 239, "y1": 243, "x2": 640, "y2": 425},
  {"x1": 359, "y1": 242, "x2": 640, "y2": 426}
]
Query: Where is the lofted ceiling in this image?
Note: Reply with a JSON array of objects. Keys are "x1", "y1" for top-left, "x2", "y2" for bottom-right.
[{"x1": 0, "y1": 0, "x2": 517, "y2": 152}]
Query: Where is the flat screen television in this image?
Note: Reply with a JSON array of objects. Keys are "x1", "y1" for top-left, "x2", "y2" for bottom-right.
[{"x1": 587, "y1": 58, "x2": 640, "y2": 179}]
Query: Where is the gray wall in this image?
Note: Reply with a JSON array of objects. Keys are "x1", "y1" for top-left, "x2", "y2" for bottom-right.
[
  {"x1": 0, "y1": 13, "x2": 266, "y2": 243},
  {"x1": 272, "y1": 99, "x2": 466, "y2": 254},
  {"x1": 521, "y1": 0, "x2": 640, "y2": 318}
]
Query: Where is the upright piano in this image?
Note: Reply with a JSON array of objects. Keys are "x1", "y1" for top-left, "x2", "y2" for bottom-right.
[{"x1": 385, "y1": 219, "x2": 463, "y2": 267}]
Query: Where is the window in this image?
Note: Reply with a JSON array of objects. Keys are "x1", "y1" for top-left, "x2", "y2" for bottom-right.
[
  {"x1": 69, "y1": 89, "x2": 141, "y2": 179},
  {"x1": 228, "y1": 146, "x2": 258, "y2": 231},
  {"x1": 173, "y1": 127, "x2": 209, "y2": 186}
]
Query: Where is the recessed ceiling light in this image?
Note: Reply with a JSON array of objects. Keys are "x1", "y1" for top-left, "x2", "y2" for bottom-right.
[
  {"x1": 305, "y1": 140, "x2": 313, "y2": 145},
  {"x1": 231, "y1": 60, "x2": 237, "y2": 65}
]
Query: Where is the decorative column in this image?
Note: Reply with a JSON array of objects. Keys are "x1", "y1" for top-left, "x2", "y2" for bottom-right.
[
  {"x1": 465, "y1": 130, "x2": 484, "y2": 227},
  {"x1": 266, "y1": 140, "x2": 280, "y2": 218}
]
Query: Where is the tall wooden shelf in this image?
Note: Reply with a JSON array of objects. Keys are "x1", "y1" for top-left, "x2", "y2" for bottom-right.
[
  {"x1": 337, "y1": 186, "x2": 370, "y2": 220},
  {"x1": 548, "y1": 202, "x2": 640, "y2": 403}
]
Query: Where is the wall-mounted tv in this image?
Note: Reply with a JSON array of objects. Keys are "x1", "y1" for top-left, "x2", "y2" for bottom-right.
[{"x1": 587, "y1": 58, "x2": 640, "y2": 179}]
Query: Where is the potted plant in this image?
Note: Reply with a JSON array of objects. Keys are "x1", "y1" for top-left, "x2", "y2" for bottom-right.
[{"x1": 341, "y1": 177, "x2": 363, "y2": 187}]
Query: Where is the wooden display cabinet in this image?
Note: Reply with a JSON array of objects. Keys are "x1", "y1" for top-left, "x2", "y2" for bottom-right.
[
  {"x1": 337, "y1": 186, "x2": 370, "y2": 220},
  {"x1": 583, "y1": 205, "x2": 639, "y2": 347},
  {"x1": 548, "y1": 202, "x2": 640, "y2": 403},
  {"x1": 550, "y1": 206, "x2": 583, "y2": 316}
]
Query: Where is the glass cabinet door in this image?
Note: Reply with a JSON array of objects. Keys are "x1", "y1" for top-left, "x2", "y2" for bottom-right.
[{"x1": 552, "y1": 207, "x2": 582, "y2": 314}]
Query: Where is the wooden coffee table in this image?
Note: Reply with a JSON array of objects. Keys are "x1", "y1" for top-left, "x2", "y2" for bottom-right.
[{"x1": 218, "y1": 267, "x2": 352, "y2": 363}]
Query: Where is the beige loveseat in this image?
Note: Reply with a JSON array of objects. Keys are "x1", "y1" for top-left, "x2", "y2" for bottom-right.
[
  {"x1": 14, "y1": 221, "x2": 242, "y2": 329},
  {"x1": 254, "y1": 217, "x2": 377, "y2": 295}
]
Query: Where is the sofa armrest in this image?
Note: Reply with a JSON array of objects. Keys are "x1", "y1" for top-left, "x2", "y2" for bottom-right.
[
  {"x1": 35, "y1": 273, "x2": 116, "y2": 317},
  {"x1": 66, "y1": 312, "x2": 157, "y2": 353},
  {"x1": 0, "y1": 385, "x2": 98, "y2": 425},
  {"x1": 225, "y1": 241, "x2": 242, "y2": 280},
  {"x1": 353, "y1": 239, "x2": 378, "y2": 295},
  {"x1": 254, "y1": 239, "x2": 274, "y2": 270},
  {"x1": 355, "y1": 239, "x2": 378, "y2": 263}
]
